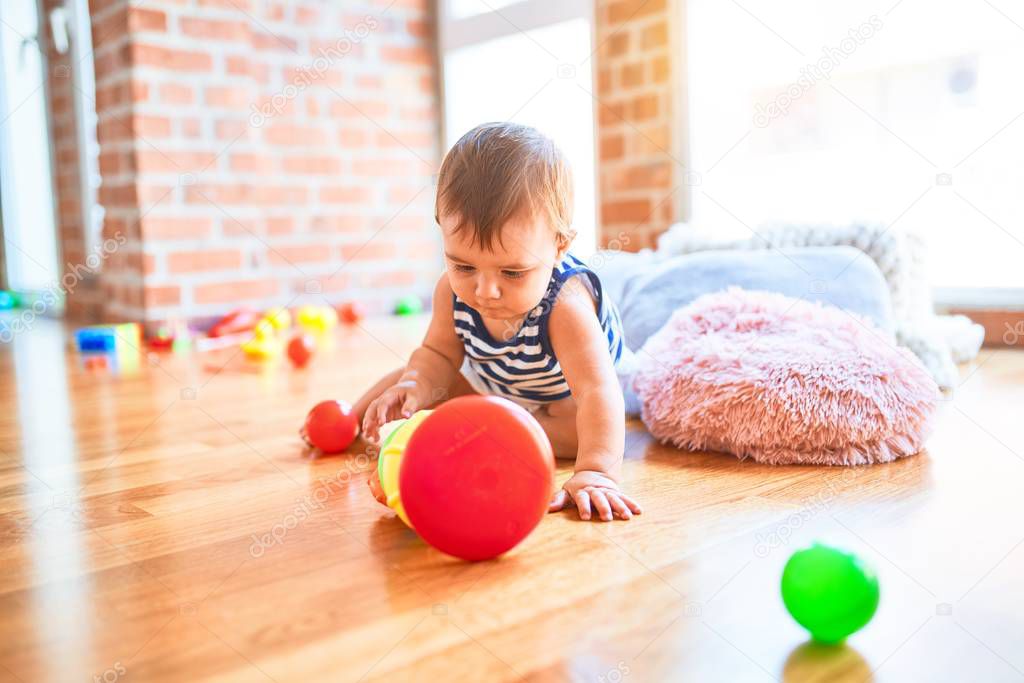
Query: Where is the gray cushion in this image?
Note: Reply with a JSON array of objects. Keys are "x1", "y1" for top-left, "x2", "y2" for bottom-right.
[{"x1": 591, "y1": 246, "x2": 895, "y2": 351}]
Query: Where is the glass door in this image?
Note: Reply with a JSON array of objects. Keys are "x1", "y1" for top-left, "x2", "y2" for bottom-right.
[{"x1": 0, "y1": 0, "x2": 61, "y2": 295}]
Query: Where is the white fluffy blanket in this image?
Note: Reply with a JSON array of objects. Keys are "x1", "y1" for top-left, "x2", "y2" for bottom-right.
[{"x1": 653, "y1": 222, "x2": 984, "y2": 390}]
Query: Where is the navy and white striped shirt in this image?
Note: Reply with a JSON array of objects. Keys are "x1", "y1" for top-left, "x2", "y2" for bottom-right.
[{"x1": 453, "y1": 253, "x2": 625, "y2": 405}]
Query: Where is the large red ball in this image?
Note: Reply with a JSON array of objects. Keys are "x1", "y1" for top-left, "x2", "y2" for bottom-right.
[
  {"x1": 303, "y1": 400, "x2": 358, "y2": 453},
  {"x1": 399, "y1": 396, "x2": 554, "y2": 561}
]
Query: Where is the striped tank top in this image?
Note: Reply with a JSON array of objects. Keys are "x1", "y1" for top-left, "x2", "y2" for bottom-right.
[{"x1": 453, "y1": 253, "x2": 625, "y2": 405}]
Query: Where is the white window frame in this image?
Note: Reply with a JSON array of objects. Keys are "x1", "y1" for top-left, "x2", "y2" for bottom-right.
[{"x1": 64, "y1": 0, "x2": 103, "y2": 260}]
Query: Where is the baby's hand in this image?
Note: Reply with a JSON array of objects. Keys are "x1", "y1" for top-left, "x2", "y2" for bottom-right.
[
  {"x1": 361, "y1": 379, "x2": 428, "y2": 441},
  {"x1": 367, "y1": 470, "x2": 387, "y2": 505},
  {"x1": 548, "y1": 470, "x2": 643, "y2": 522}
]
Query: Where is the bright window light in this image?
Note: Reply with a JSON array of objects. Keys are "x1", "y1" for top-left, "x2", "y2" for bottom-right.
[
  {"x1": 448, "y1": 0, "x2": 523, "y2": 21},
  {"x1": 441, "y1": 9, "x2": 597, "y2": 256},
  {"x1": 685, "y1": 0, "x2": 1024, "y2": 293}
]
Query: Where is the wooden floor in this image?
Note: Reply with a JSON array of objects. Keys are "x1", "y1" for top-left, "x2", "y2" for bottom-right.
[{"x1": 1, "y1": 313, "x2": 1022, "y2": 683}]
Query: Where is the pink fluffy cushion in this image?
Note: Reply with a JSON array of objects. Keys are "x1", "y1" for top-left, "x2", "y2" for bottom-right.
[{"x1": 633, "y1": 288, "x2": 939, "y2": 465}]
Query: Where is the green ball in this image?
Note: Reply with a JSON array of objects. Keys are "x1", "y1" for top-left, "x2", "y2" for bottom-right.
[
  {"x1": 393, "y1": 295, "x2": 422, "y2": 316},
  {"x1": 376, "y1": 419, "x2": 402, "y2": 481},
  {"x1": 781, "y1": 543, "x2": 879, "y2": 643}
]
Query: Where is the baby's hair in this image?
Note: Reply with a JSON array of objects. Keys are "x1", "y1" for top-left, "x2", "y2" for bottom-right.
[{"x1": 435, "y1": 122, "x2": 575, "y2": 251}]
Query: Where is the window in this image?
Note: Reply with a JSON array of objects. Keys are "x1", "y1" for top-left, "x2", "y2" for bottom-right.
[
  {"x1": 0, "y1": 0, "x2": 60, "y2": 292},
  {"x1": 439, "y1": 0, "x2": 598, "y2": 256},
  {"x1": 684, "y1": 0, "x2": 1024, "y2": 305}
]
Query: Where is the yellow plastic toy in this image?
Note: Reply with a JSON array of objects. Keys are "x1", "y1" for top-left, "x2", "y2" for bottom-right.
[
  {"x1": 264, "y1": 306, "x2": 292, "y2": 331},
  {"x1": 241, "y1": 336, "x2": 281, "y2": 360},
  {"x1": 376, "y1": 410, "x2": 432, "y2": 526},
  {"x1": 297, "y1": 305, "x2": 338, "y2": 333},
  {"x1": 246, "y1": 307, "x2": 292, "y2": 355},
  {"x1": 253, "y1": 318, "x2": 276, "y2": 339}
]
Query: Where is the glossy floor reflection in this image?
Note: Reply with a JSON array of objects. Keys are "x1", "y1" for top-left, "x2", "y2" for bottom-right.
[
  {"x1": 0, "y1": 313, "x2": 1022, "y2": 682},
  {"x1": 783, "y1": 642, "x2": 872, "y2": 683}
]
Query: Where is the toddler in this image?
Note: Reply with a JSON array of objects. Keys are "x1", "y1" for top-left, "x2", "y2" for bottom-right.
[{"x1": 356, "y1": 122, "x2": 641, "y2": 522}]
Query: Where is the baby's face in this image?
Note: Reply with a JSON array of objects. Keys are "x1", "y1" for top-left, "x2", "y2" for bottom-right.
[{"x1": 440, "y1": 212, "x2": 565, "y2": 320}]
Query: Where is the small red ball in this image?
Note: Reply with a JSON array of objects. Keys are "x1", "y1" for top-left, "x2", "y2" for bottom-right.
[
  {"x1": 338, "y1": 301, "x2": 365, "y2": 324},
  {"x1": 302, "y1": 400, "x2": 358, "y2": 453},
  {"x1": 287, "y1": 334, "x2": 316, "y2": 367}
]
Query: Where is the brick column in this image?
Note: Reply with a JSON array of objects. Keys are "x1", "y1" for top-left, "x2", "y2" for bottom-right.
[
  {"x1": 594, "y1": 0, "x2": 681, "y2": 250},
  {"x1": 43, "y1": 0, "x2": 102, "y2": 319},
  {"x1": 89, "y1": 0, "x2": 148, "y2": 320}
]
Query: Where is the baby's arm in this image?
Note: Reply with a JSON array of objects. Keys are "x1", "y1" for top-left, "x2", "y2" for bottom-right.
[
  {"x1": 361, "y1": 274, "x2": 464, "y2": 440},
  {"x1": 546, "y1": 281, "x2": 641, "y2": 521}
]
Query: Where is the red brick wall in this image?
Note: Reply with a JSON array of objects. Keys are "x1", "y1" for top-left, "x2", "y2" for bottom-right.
[
  {"x1": 595, "y1": 0, "x2": 680, "y2": 250},
  {"x1": 86, "y1": 0, "x2": 440, "y2": 323},
  {"x1": 44, "y1": 1, "x2": 671, "y2": 321},
  {"x1": 89, "y1": 0, "x2": 160, "y2": 320},
  {"x1": 43, "y1": 0, "x2": 102, "y2": 319}
]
